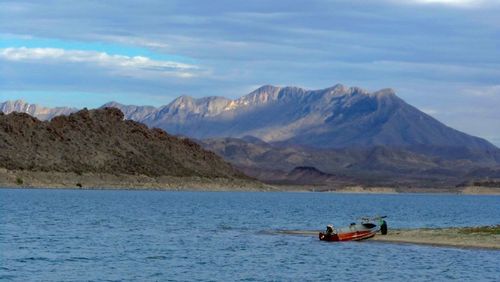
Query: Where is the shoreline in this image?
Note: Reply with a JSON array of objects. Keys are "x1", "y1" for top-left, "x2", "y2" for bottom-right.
[
  {"x1": 271, "y1": 185, "x2": 500, "y2": 195},
  {"x1": 1, "y1": 169, "x2": 499, "y2": 195},
  {"x1": 2, "y1": 185, "x2": 500, "y2": 195},
  {"x1": 371, "y1": 227, "x2": 500, "y2": 250},
  {"x1": 277, "y1": 226, "x2": 500, "y2": 250},
  {"x1": 0, "y1": 169, "x2": 274, "y2": 192},
  {"x1": 274, "y1": 184, "x2": 500, "y2": 195}
]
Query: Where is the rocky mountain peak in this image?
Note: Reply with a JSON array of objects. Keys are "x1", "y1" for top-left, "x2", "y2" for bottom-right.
[
  {"x1": 101, "y1": 101, "x2": 124, "y2": 108},
  {"x1": 323, "y1": 84, "x2": 347, "y2": 93},
  {"x1": 238, "y1": 85, "x2": 282, "y2": 106},
  {"x1": 170, "y1": 95, "x2": 195, "y2": 107},
  {"x1": 163, "y1": 95, "x2": 232, "y2": 116},
  {"x1": 370, "y1": 88, "x2": 397, "y2": 98},
  {"x1": 253, "y1": 84, "x2": 281, "y2": 94},
  {"x1": 0, "y1": 100, "x2": 77, "y2": 120},
  {"x1": 1, "y1": 99, "x2": 30, "y2": 112},
  {"x1": 346, "y1": 86, "x2": 370, "y2": 95},
  {"x1": 84, "y1": 107, "x2": 125, "y2": 122}
]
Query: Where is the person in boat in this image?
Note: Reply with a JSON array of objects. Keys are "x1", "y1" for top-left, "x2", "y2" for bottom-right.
[{"x1": 325, "y1": 224, "x2": 336, "y2": 235}]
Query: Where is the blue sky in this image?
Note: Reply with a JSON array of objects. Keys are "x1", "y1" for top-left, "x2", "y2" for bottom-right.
[{"x1": 0, "y1": 0, "x2": 499, "y2": 145}]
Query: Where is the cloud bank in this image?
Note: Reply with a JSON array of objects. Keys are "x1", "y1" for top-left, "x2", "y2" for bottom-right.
[
  {"x1": 0, "y1": 47, "x2": 200, "y2": 78},
  {"x1": 0, "y1": 0, "x2": 499, "y2": 144}
]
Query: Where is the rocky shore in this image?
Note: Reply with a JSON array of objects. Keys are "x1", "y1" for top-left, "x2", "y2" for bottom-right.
[
  {"x1": 2, "y1": 169, "x2": 499, "y2": 194},
  {"x1": 0, "y1": 108, "x2": 269, "y2": 191},
  {"x1": 0, "y1": 169, "x2": 272, "y2": 191}
]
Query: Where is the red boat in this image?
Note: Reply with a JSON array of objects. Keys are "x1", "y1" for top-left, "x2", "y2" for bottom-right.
[{"x1": 319, "y1": 217, "x2": 387, "y2": 242}]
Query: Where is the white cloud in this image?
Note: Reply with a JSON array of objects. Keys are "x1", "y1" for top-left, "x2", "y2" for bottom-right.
[
  {"x1": 95, "y1": 35, "x2": 170, "y2": 49},
  {"x1": 0, "y1": 47, "x2": 199, "y2": 78}
]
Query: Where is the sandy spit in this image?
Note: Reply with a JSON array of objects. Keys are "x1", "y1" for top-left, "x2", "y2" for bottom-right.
[
  {"x1": 275, "y1": 185, "x2": 500, "y2": 195},
  {"x1": 460, "y1": 186, "x2": 500, "y2": 195},
  {"x1": 371, "y1": 227, "x2": 500, "y2": 250},
  {"x1": 277, "y1": 227, "x2": 500, "y2": 250}
]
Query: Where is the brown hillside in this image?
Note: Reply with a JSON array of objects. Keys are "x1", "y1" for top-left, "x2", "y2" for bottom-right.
[{"x1": 0, "y1": 107, "x2": 247, "y2": 179}]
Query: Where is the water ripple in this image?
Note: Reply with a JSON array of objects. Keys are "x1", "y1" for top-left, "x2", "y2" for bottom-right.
[{"x1": 0, "y1": 189, "x2": 499, "y2": 281}]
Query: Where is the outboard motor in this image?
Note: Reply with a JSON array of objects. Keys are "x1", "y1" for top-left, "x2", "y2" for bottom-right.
[
  {"x1": 380, "y1": 220, "x2": 388, "y2": 235},
  {"x1": 326, "y1": 225, "x2": 334, "y2": 235}
]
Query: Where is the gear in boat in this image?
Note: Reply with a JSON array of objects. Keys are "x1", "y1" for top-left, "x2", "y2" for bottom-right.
[{"x1": 319, "y1": 216, "x2": 388, "y2": 242}]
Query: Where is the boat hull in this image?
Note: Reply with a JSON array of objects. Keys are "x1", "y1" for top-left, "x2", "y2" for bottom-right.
[
  {"x1": 319, "y1": 223, "x2": 378, "y2": 242},
  {"x1": 319, "y1": 230, "x2": 376, "y2": 241}
]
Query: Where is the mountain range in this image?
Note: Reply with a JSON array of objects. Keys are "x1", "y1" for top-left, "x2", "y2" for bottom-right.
[
  {"x1": 0, "y1": 100, "x2": 77, "y2": 120},
  {"x1": 105, "y1": 85, "x2": 496, "y2": 151},
  {"x1": 3, "y1": 84, "x2": 495, "y2": 151},
  {"x1": 2, "y1": 84, "x2": 499, "y2": 187}
]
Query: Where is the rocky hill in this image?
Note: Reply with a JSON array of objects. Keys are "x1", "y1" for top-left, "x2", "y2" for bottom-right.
[
  {"x1": 0, "y1": 108, "x2": 255, "y2": 188},
  {"x1": 284, "y1": 166, "x2": 335, "y2": 185},
  {"x1": 199, "y1": 137, "x2": 500, "y2": 187}
]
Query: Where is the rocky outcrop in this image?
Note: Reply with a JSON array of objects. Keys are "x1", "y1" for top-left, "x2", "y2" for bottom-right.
[{"x1": 0, "y1": 108, "x2": 249, "y2": 181}]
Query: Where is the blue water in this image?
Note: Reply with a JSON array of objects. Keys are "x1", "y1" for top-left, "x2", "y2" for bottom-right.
[{"x1": 1, "y1": 189, "x2": 499, "y2": 281}]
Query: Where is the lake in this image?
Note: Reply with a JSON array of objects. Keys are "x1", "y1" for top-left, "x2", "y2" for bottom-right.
[{"x1": 1, "y1": 189, "x2": 499, "y2": 281}]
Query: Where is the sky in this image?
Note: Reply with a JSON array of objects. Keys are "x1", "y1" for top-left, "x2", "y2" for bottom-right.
[{"x1": 0, "y1": 0, "x2": 499, "y2": 145}]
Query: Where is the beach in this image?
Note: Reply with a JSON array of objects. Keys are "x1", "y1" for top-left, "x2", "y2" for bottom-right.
[
  {"x1": 2, "y1": 168, "x2": 499, "y2": 195},
  {"x1": 0, "y1": 168, "x2": 272, "y2": 191},
  {"x1": 279, "y1": 225, "x2": 500, "y2": 250},
  {"x1": 371, "y1": 226, "x2": 500, "y2": 249}
]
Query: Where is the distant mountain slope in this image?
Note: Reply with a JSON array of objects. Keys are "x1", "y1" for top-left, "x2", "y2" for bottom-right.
[
  {"x1": 102, "y1": 85, "x2": 497, "y2": 151},
  {"x1": 0, "y1": 100, "x2": 77, "y2": 120},
  {"x1": 285, "y1": 166, "x2": 335, "y2": 185},
  {"x1": 0, "y1": 108, "x2": 247, "y2": 179},
  {"x1": 101, "y1": 102, "x2": 157, "y2": 121},
  {"x1": 199, "y1": 137, "x2": 500, "y2": 187}
]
